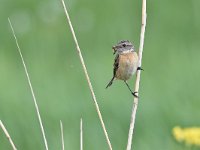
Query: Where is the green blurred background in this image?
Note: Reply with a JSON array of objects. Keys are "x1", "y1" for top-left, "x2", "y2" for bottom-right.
[{"x1": 1, "y1": 0, "x2": 200, "y2": 149}]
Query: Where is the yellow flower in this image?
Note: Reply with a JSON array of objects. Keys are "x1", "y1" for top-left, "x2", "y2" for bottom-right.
[{"x1": 173, "y1": 126, "x2": 200, "y2": 146}]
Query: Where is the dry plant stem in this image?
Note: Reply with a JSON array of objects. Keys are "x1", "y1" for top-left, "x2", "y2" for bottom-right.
[
  {"x1": 61, "y1": 1, "x2": 112, "y2": 150},
  {"x1": 8, "y1": 18, "x2": 49, "y2": 150},
  {"x1": 0, "y1": 120, "x2": 17, "y2": 150},
  {"x1": 126, "y1": 0, "x2": 147, "y2": 150},
  {"x1": 80, "y1": 118, "x2": 83, "y2": 150},
  {"x1": 60, "y1": 120, "x2": 65, "y2": 150}
]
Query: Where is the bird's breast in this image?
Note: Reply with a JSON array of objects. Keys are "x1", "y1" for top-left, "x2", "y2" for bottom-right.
[{"x1": 116, "y1": 52, "x2": 138, "y2": 80}]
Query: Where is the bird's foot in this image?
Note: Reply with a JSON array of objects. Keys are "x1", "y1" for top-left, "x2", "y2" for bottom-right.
[
  {"x1": 132, "y1": 91, "x2": 139, "y2": 98},
  {"x1": 137, "y1": 67, "x2": 144, "y2": 71}
]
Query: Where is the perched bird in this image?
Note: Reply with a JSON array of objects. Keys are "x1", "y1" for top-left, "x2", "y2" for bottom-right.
[{"x1": 106, "y1": 40, "x2": 142, "y2": 97}]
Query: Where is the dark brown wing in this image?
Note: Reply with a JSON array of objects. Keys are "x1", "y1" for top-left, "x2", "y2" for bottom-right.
[
  {"x1": 105, "y1": 54, "x2": 119, "y2": 88},
  {"x1": 113, "y1": 54, "x2": 119, "y2": 77}
]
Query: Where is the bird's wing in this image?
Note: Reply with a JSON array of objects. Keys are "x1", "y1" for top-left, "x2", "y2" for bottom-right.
[{"x1": 113, "y1": 54, "x2": 119, "y2": 77}]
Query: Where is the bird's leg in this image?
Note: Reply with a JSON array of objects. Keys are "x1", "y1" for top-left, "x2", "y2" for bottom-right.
[
  {"x1": 137, "y1": 67, "x2": 144, "y2": 71},
  {"x1": 124, "y1": 81, "x2": 139, "y2": 98}
]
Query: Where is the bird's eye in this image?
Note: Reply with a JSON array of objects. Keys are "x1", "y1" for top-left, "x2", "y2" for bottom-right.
[{"x1": 122, "y1": 44, "x2": 126, "y2": 47}]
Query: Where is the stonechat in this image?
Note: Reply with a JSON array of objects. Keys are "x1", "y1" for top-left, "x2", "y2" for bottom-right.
[{"x1": 106, "y1": 40, "x2": 142, "y2": 97}]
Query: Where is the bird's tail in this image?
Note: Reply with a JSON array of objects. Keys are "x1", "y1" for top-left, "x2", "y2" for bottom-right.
[{"x1": 106, "y1": 77, "x2": 115, "y2": 88}]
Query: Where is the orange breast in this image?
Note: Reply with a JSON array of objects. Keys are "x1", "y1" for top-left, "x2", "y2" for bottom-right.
[{"x1": 115, "y1": 52, "x2": 138, "y2": 81}]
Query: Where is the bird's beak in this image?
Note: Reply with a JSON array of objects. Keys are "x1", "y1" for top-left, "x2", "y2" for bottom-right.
[{"x1": 112, "y1": 46, "x2": 117, "y2": 55}]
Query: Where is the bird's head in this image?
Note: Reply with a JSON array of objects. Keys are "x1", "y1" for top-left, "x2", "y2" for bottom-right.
[{"x1": 112, "y1": 40, "x2": 134, "y2": 55}]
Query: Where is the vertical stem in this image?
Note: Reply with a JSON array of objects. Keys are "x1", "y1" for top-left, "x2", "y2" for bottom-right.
[
  {"x1": 126, "y1": 0, "x2": 147, "y2": 150},
  {"x1": 8, "y1": 18, "x2": 49, "y2": 150},
  {"x1": 80, "y1": 118, "x2": 83, "y2": 150},
  {"x1": 61, "y1": 1, "x2": 112, "y2": 149},
  {"x1": 60, "y1": 120, "x2": 65, "y2": 150},
  {"x1": 0, "y1": 120, "x2": 17, "y2": 150}
]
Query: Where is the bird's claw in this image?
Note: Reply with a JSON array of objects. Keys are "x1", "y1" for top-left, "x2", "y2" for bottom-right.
[
  {"x1": 137, "y1": 67, "x2": 144, "y2": 71},
  {"x1": 132, "y1": 91, "x2": 139, "y2": 98}
]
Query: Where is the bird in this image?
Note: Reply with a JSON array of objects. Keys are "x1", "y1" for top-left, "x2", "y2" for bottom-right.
[{"x1": 106, "y1": 40, "x2": 142, "y2": 97}]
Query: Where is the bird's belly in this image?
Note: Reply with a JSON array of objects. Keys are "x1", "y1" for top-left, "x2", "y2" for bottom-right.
[{"x1": 116, "y1": 58, "x2": 137, "y2": 80}]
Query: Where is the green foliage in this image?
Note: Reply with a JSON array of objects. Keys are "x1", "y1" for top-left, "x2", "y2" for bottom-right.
[{"x1": 0, "y1": 0, "x2": 200, "y2": 149}]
